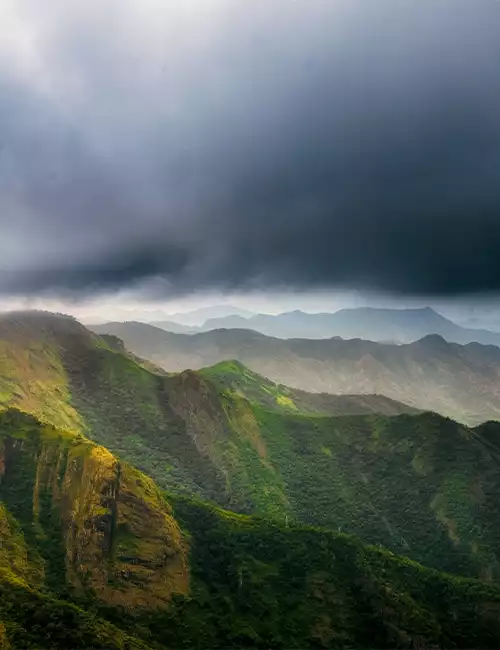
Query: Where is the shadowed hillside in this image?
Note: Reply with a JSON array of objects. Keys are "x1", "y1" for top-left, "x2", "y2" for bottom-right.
[
  {"x1": 0, "y1": 569, "x2": 153, "y2": 649},
  {"x1": 160, "y1": 494, "x2": 500, "y2": 650}
]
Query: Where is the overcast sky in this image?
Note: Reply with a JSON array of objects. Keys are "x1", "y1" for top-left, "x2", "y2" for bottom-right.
[{"x1": 1, "y1": 0, "x2": 500, "y2": 321}]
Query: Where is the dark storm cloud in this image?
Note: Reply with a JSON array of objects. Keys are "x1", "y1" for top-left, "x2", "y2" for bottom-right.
[{"x1": 1, "y1": 0, "x2": 500, "y2": 297}]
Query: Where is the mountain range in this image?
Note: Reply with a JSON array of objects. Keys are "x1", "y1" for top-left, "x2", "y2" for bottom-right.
[
  {"x1": 149, "y1": 306, "x2": 500, "y2": 346},
  {"x1": 3, "y1": 310, "x2": 500, "y2": 646},
  {"x1": 146, "y1": 304, "x2": 255, "y2": 330},
  {"x1": 92, "y1": 320, "x2": 500, "y2": 426},
  {"x1": 163, "y1": 304, "x2": 255, "y2": 327}
]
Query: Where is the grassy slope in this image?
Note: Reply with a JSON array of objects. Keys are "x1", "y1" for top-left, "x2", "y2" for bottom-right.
[
  {"x1": 92, "y1": 321, "x2": 500, "y2": 426},
  {"x1": 0, "y1": 312, "x2": 231, "y2": 504},
  {"x1": 0, "y1": 312, "x2": 85, "y2": 432},
  {"x1": 187, "y1": 360, "x2": 500, "y2": 582}
]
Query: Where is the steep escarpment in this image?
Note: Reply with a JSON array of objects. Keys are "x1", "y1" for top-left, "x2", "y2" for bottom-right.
[
  {"x1": 0, "y1": 409, "x2": 189, "y2": 610},
  {"x1": 163, "y1": 369, "x2": 289, "y2": 515}
]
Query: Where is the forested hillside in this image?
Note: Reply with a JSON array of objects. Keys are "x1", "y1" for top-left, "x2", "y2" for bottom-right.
[{"x1": 1, "y1": 408, "x2": 500, "y2": 648}]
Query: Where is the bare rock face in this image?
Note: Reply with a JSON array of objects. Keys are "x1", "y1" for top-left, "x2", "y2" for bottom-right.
[{"x1": 0, "y1": 409, "x2": 189, "y2": 610}]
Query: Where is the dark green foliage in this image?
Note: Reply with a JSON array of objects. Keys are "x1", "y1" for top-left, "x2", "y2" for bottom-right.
[
  {"x1": 0, "y1": 570, "x2": 153, "y2": 649},
  {"x1": 4, "y1": 468, "x2": 500, "y2": 649},
  {"x1": 139, "y1": 495, "x2": 500, "y2": 649},
  {"x1": 251, "y1": 408, "x2": 500, "y2": 580}
]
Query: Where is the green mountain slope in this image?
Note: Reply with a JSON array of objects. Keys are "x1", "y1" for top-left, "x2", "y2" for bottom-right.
[
  {"x1": 249, "y1": 408, "x2": 500, "y2": 580},
  {"x1": 0, "y1": 311, "x2": 229, "y2": 503},
  {"x1": 3, "y1": 311, "x2": 500, "y2": 584},
  {"x1": 201, "y1": 359, "x2": 419, "y2": 416},
  {"x1": 3, "y1": 409, "x2": 500, "y2": 647},
  {"x1": 92, "y1": 320, "x2": 500, "y2": 425},
  {"x1": 0, "y1": 311, "x2": 414, "y2": 501}
]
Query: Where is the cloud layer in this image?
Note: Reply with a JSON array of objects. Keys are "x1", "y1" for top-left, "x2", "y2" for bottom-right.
[{"x1": 1, "y1": 0, "x2": 500, "y2": 297}]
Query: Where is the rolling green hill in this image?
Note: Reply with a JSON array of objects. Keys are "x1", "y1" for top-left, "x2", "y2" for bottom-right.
[
  {"x1": 200, "y1": 359, "x2": 419, "y2": 416},
  {"x1": 2, "y1": 408, "x2": 500, "y2": 648},
  {"x1": 92, "y1": 320, "x2": 500, "y2": 426},
  {"x1": 2, "y1": 311, "x2": 500, "y2": 585}
]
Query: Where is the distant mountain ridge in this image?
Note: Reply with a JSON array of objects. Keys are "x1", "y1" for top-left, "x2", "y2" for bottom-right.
[
  {"x1": 150, "y1": 306, "x2": 500, "y2": 346},
  {"x1": 93, "y1": 321, "x2": 500, "y2": 426},
  {"x1": 156, "y1": 304, "x2": 255, "y2": 327}
]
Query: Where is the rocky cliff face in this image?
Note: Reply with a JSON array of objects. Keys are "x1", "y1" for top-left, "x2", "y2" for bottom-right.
[{"x1": 0, "y1": 409, "x2": 189, "y2": 610}]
